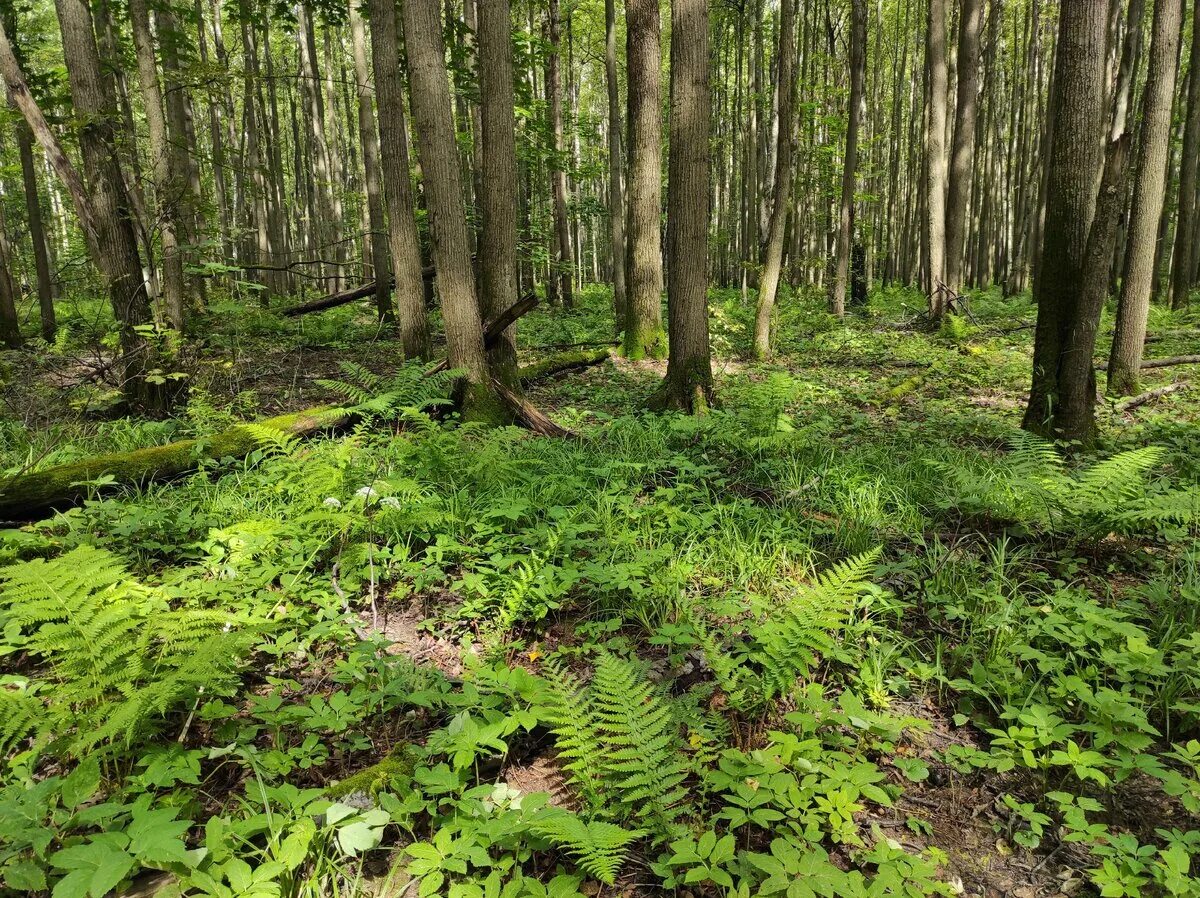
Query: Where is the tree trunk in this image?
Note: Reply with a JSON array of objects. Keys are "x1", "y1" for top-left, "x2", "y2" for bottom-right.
[
  {"x1": 348, "y1": 1, "x2": 393, "y2": 324},
  {"x1": 0, "y1": 186, "x2": 21, "y2": 348},
  {"x1": 1021, "y1": 0, "x2": 1108, "y2": 443},
  {"x1": 604, "y1": 0, "x2": 627, "y2": 333},
  {"x1": 622, "y1": 0, "x2": 665, "y2": 359},
  {"x1": 654, "y1": 0, "x2": 713, "y2": 411},
  {"x1": 400, "y1": 0, "x2": 503, "y2": 420},
  {"x1": 1107, "y1": 0, "x2": 1184, "y2": 395},
  {"x1": 924, "y1": 0, "x2": 949, "y2": 318},
  {"x1": 546, "y1": 0, "x2": 574, "y2": 308},
  {"x1": 751, "y1": 0, "x2": 796, "y2": 356},
  {"x1": 1170, "y1": 0, "x2": 1200, "y2": 309},
  {"x1": 945, "y1": 0, "x2": 983, "y2": 295},
  {"x1": 832, "y1": 0, "x2": 866, "y2": 316},
  {"x1": 1, "y1": 3, "x2": 169, "y2": 413},
  {"x1": 477, "y1": 0, "x2": 521, "y2": 387},
  {"x1": 368, "y1": 0, "x2": 430, "y2": 358},
  {"x1": 128, "y1": 0, "x2": 186, "y2": 332}
]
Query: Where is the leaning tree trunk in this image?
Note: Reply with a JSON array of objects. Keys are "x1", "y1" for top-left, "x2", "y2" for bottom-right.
[
  {"x1": 604, "y1": 0, "x2": 627, "y2": 333},
  {"x1": 751, "y1": 0, "x2": 796, "y2": 356},
  {"x1": 348, "y1": 0, "x2": 394, "y2": 324},
  {"x1": 128, "y1": 0, "x2": 186, "y2": 332},
  {"x1": 924, "y1": 0, "x2": 949, "y2": 318},
  {"x1": 654, "y1": 0, "x2": 713, "y2": 411},
  {"x1": 945, "y1": 0, "x2": 983, "y2": 296},
  {"x1": 622, "y1": 0, "x2": 665, "y2": 359},
  {"x1": 2, "y1": 1, "x2": 169, "y2": 414},
  {"x1": 368, "y1": 0, "x2": 430, "y2": 358},
  {"x1": 1021, "y1": 0, "x2": 1108, "y2": 443},
  {"x1": 1107, "y1": 0, "x2": 1184, "y2": 396},
  {"x1": 401, "y1": 0, "x2": 503, "y2": 421},
  {"x1": 1169, "y1": 0, "x2": 1200, "y2": 309},
  {"x1": 832, "y1": 0, "x2": 867, "y2": 317},
  {"x1": 478, "y1": 0, "x2": 521, "y2": 387}
]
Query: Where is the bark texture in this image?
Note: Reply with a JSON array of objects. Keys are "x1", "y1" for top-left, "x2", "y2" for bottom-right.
[
  {"x1": 945, "y1": 0, "x2": 983, "y2": 295},
  {"x1": 924, "y1": 0, "x2": 949, "y2": 316},
  {"x1": 1169, "y1": 0, "x2": 1200, "y2": 309}
]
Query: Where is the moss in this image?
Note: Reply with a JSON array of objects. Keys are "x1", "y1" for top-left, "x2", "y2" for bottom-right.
[
  {"x1": 518, "y1": 347, "x2": 612, "y2": 385},
  {"x1": 621, "y1": 325, "x2": 667, "y2": 361},
  {"x1": 325, "y1": 745, "x2": 419, "y2": 799},
  {"x1": 0, "y1": 404, "x2": 349, "y2": 519},
  {"x1": 458, "y1": 380, "x2": 514, "y2": 426}
]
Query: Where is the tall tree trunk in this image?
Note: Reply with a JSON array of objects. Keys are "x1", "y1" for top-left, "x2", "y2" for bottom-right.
[
  {"x1": 623, "y1": 0, "x2": 665, "y2": 358},
  {"x1": 945, "y1": 0, "x2": 983, "y2": 295},
  {"x1": 832, "y1": 0, "x2": 867, "y2": 316},
  {"x1": 0, "y1": 170, "x2": 21, "y2": 347},
  {"x1": 924, "y1": 0, "x2": 949, "y2": 318},
  {"x1": 1021, "y1": 0, "x2": 1108, "y2": 443},
  {"x1": 400, "y1": 0, "x2": 501, "y2": 419},
  {"x1": 348, "y1": 0, "x2": 393, "y2": 323},
  {"x1": 128, "y1": 0, "x2": 186, "y2": 331},
  {"x1": 655, "y1": 0, "x2": 713, "y2": 411},
  {"x1": 2, "y1": 2, "x2": 169, "y2": 412},
  {"x1": 1170, "y1": 0, "x2": 1200, "y2": 309},
  {"x1": 604, "y1": 0, "x2": 627, "y2": 333},
  {"x1": 477, "y1": 0, "x2": 520, "y2": 385},
  {"x1": 368, "y1": 0, "x2": 430, "y2": 358},
  {"x1": 1107, "y1": 0, "x2": 1184, "y2": 395},
  {"x1": 546, "y1": 0, "x2": 574, "y2": 308},
  {"x1": 751, "y1": 0, "x2": 795, "y2": 356}
]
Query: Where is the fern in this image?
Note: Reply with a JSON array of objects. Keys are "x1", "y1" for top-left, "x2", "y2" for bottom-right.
[
  {"x1": 529, "y1": 808, "x2": 643, "y2": 884},
  {"x1": 317, "y1": 360, "x2": 458, "y2": 422},
  {"x1": 0, "y1": 546, "x2": 249, "y2": 755},
  {"x1": 538, "y1": 661, "x2": 608, "y2": 811}
]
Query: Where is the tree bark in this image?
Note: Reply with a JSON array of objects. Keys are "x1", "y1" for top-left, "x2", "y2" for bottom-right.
[
  {"x1": 1021, "y1": 0, "x2": 1108, "y2": 443},
  {"x1": 832, "y1": 0, "x2": 867, "y2": 317},
  {"x1": 477, "y1": 0, "x2": 521, "y2": 386},
  {"x1": 401, "y1": 0, "x2": 503, "y2": 420},
  {"x1": 546, "y1": 0, "x2": 574, "y2": 308},
  {"x1": 751, "y1": 0, "x2": 796, "y2": 355},
  {"x1": 655, "y1": 0, "x2": 713, "y2": 411},
  {"x1": 623, "y1": 0, "x2": 665, "y2": 359},
  {"x1": 1170, "y1": 0, "x2": 1200, "y2": 309},
  {"x1": 945, "y1": 0, "x2": 983, "y2": 295},
  {"x1": 1107, "y1": 0, "x2": 1185, "y2": 395},
  {"x1": 924, "y1": 0, "x2": 949, "y2": 318},
  {"x1": 604, "y1": 0, "x2": 627, "y2": 333}
]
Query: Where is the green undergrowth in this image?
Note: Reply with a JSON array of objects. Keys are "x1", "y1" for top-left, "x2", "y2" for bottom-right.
[{"x1": 1, "y1": 288, "x2": 1199, "y2": 898}]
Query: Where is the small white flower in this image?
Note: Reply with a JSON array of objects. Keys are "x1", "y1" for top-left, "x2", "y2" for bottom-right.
[
  {"x1": 379, "y1": 496, "x2": 401, "y2": 509},
  {"x1": 355, "y1": 486, "x2": 378, "y2": 501},
  {"x1": 323, "y1": 497, "x2": 342, "y2": 508}
]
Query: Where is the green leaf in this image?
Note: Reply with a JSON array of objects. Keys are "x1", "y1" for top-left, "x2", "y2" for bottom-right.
[
  {"x1": 61, "y1": 758, "x2": 101, "y2": 811},
  {"x1": 4, "y1": 859, "x2": 47, "y2": 891},
  {"x1": 336, "y1": 820, "x2": 385, "y2": 856}
]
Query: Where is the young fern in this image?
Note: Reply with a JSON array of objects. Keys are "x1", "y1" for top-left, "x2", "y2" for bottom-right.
[
  {"x1": 529, "y1": 808, "x2": 643, "y2": 884},
  {"x1": 538, "y1": 660, "x2": 609, "y2": 812}
]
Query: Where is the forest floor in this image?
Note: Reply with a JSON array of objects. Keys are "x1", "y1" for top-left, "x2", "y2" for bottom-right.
[{"x1": 1, "y1": 285, "x2": 1198, "y2": 898}]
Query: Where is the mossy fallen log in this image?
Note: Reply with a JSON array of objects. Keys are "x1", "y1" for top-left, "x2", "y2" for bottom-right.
[
  {"x1": 517, "y1": 346, "x2": 612, "y2": 386},
  {"x1": 0, "y1": 405, "x2": 352, "y2": 520}
]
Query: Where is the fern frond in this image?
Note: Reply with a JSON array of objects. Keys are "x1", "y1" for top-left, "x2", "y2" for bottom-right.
[{"x1": 529, "y1": 808, "x2": 643, "y2": 884}]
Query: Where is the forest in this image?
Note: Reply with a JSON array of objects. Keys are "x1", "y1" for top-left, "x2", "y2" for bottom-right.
[{"x1": 0, "y1": 0, "x2": 1198, "y2": 895}]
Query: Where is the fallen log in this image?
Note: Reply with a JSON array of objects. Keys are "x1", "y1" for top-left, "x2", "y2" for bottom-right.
[
  {"x1": 518, "y1": 346, "x2": 612, "y2": 386},
  {"x1": 1115, "y1": 382, "x2": 1187, "y2": 411},
  {"x1": 281, "y1": 265, "x2": 436, "y2": 318},
  {"x1": 0, "y1": 406, "x2": 354, "y2": 520},
  {"x1": 1097, "y1": 354, "x2": 1200, "y2": 370}
]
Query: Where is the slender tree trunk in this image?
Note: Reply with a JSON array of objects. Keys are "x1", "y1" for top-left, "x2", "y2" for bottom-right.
[
  {"x1": 129, "y1": 0, "x2": 186, "y2": 331},
  {"x1": 832, "y1": 0, "x2": 867, "y2": 316},
  {"x1": 655, "y1": 0, "x2": 713, "y2": 411},
  {"x1": 1107, "y1": 0, "x2": 1184, "y2": 395},
  {"x1": 1021, "y1": 0, "x2": 1108, "y2": 443},
  {"x1": 751, "y1": 0, "x2": 795, "y2": 356},
  {"x1": 604, "y1": 0, "x2": 627, "y2": 333},
  {"x1": 400, "y1": 0, "x2": 501, "y2": 419},
  {"x1": 348, "y1": 0, "x2": 393, "y2": 323},
  {"x1": 924, "y1": 0, "x2": 949, "y2": 317},
  {"x1": 1170, "y1": 0, "x2": 1200, "y2": 309},
  {"x1": 623, "y1": 0, "x2": 665, "y2": 358},
  {"x1": 945, "y1": 0, "x2": 983, "y2": 295},
  {"x1": 368, "y1": 0, "x2": 430, "y2": 358},
  {"x1": 546, "y1": 0, "x2": 573, "y2": 308},
  {"x1": 477, "y1": 0, "x2": 521, "y2": 385},
  {"x1": 0, "y1": 170, "x2": 21, "y2": 347}
]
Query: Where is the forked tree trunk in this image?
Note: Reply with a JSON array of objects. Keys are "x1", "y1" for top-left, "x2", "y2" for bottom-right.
[
  {"x1": 1107, "y1": 0, "x2": 1184, "y2": 395},
  {"x1": 401, "y1": 0, "x2": 503, "y2": 420},
  {"x1": 478, "y1": 0, "x2": 521, "y2": 387},
  {"x1": 1022, "y1": 0, "x2": 1108, "y2": 443},
  {"x1": 655, "y1": 0, "x2": 713, "y2": 411},
  {"x1": 832, "y1": 0, "x2": 866, "y2": 317},
  {"x1": 945, "y1": 0, "x2": 983, "y2": 295},
  {"x1": 368, "y1": 0, "x2": 430, "y2": 358},
  {"x1": 623, "y1": 0, "x2": 665, "y2": 359},
  {"x1": 751, "y1": 0, "x2": 796, "y2": 355},
  {"x1": 348, "y1": 0, "x2": 393, "y2": 324}
]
